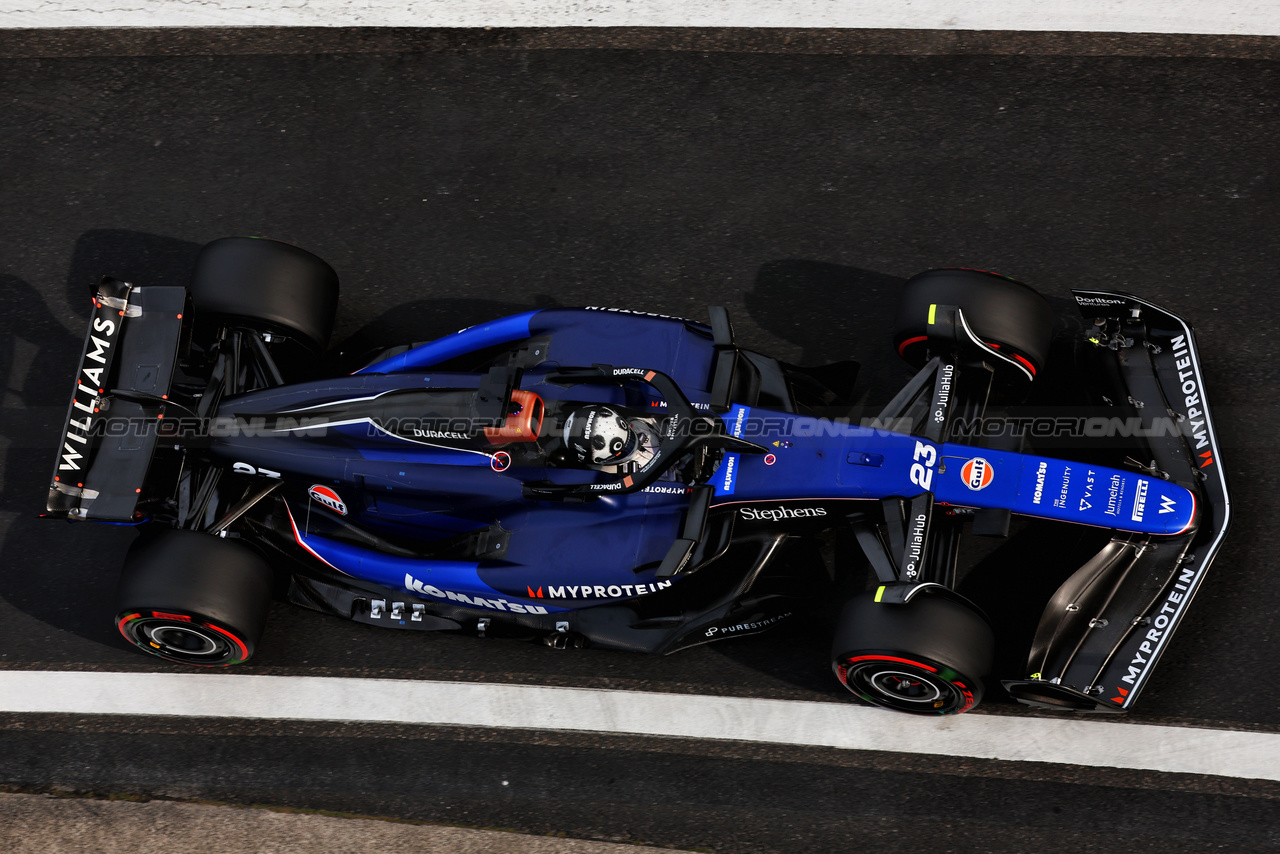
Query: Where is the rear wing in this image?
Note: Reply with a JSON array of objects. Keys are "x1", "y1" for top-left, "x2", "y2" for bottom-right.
[
  {"x1": 1004, "y1": 290, "x2": 1229, "y2": 712},
  {"x1": 46, "y1": 279, "x2": 187, "y2": 521}
]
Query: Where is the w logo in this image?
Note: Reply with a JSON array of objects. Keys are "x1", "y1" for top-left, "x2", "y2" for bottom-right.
[{"x1": 1158, "y1": 495, "x2": 1177, "y2": 515}]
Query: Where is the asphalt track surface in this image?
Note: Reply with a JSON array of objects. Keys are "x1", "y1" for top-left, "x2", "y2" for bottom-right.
[{"x1": 2, "y1": 30, "x2": 1280, "y2": 852}]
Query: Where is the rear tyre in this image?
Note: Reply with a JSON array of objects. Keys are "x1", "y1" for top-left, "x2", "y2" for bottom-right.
[
  {"x1": 831, "y1": 591, "x2": 993, "y2": 715},
  {"x1": 892, "y1": 268, "x2": 1055, "y2": 378},
  {"x1": 115, "y1": 530, "x2": 274, "y2": 666},
  {"x1": 189, "y1": 236, "x2": 339, "y2": 351}
]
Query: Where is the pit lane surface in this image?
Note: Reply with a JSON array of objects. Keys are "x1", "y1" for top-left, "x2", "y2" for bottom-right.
[{"x1": 2, "y1": 30, "x2": 1280, "y2": 851}]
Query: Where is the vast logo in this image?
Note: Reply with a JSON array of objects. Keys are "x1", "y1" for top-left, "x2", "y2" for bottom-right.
[
  {"x1": 309, "y1": 485, "x2": 347, "y2": 516},
  {"x1": 960, "y1": 457, "x2": 993, "y2": 491}
]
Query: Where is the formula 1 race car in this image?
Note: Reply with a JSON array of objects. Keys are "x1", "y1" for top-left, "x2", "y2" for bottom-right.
[{"x1": 47, "y1": 237, "x2": 1229, "y2": 715}]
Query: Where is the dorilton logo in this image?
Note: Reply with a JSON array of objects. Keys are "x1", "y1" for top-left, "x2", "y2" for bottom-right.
[
  {"x1": 309, "y1": 485, "x2": 347, "y2": 516},
  {"x1": 1131, "y1": 480, "x2": 1148, "y2": 522},
  {"x1": 960, "y1": 457, "x2": 993, "y2": 491},
  {"x1": 1074, "y1": 295, "x2": 1126, "y2": 306},
  {"x1": 739, "y1": 506, "x2": 829, "y2": 522}
]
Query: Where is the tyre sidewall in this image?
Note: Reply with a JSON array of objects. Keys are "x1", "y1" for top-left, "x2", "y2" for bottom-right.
[
  {"x1": 190, "y1": 237, "x2": 339, "y2": 351},
  {"x1": 116, "y1": 530, "x2": 273, "y2": 665},
  {"x1": 892, "y1": 268, "x2": 1055, "y2": 372},
  {"x1": 831, "y1": 592, "x2": 994, "y2": 714}
]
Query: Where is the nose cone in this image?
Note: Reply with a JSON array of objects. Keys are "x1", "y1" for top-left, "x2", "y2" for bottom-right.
[
  {"x1": 945, "y1": 450, "x2": 1199, "y2": 537},
  {"x1": 1133, "y1": 479, "x2": 1197, "y2": 536}
]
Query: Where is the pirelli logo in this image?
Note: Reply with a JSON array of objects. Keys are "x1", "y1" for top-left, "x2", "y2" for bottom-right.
[{"x1": 1131, "y1": 479, "x2": 1148, "y2": 522}]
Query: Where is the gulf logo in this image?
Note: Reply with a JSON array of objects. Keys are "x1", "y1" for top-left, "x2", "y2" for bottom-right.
[
  {"x1": 308, "y1": 484, "x2": 348, "y2": 516},
  {"x1": 960, "y1": 458, "x2": 994, "y2": 491}
]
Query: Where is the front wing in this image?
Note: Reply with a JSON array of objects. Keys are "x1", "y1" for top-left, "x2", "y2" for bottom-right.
[{"x1": 1003, "y1": 290, "x2": 1229, "y2": 712}]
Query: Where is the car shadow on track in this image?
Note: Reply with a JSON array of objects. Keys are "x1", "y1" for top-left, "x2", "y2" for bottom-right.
[
  {"x1": 743, "y1": 259, "x2": 912, "y2": 409},
  {"x1": 0, "y1": 273, "x2": 134, "y2": 657},
  {"x1": 0, "y1": 228, "x2": 568, "y2": 662},
  {"x1": 699, "y1": 514, "x2": 1109, "y2": 708},
  {"x1": 0, "y1": 230, "x2": 208, "y2": 659}
]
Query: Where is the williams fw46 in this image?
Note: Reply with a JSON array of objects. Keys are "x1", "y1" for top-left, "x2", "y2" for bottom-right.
[{"x1": 47, "y1": 238, "x2": 1228, "y2": 715}]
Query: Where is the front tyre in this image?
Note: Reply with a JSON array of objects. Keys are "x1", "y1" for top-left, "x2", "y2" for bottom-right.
[
  {"x1": 892, "y1": 268, "x2": 1055, "y2": 379},
  {"x1": 115, "y1": 530, "x2": 273, "y2": 667},
  {"x1": 831, "y1": 591, "x2": 993, "y2": 715}
]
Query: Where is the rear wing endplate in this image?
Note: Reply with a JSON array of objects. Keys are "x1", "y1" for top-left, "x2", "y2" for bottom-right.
[{"x1": 46, "y1": 279, "x2": 187, "y2": 521}]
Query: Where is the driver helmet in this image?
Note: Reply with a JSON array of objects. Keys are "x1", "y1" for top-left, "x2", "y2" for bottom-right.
[{"x1": 563, "y1": 404, "x2": 639, "y2": 465}]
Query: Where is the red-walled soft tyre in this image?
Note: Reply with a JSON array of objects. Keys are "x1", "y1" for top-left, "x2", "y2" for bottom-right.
[
  {"x1": 115, "y1": 530, "x2": 273, "y2": 667},
  {"x1": 831, "y1": 591, "x2": 993, "y2": 715},
  {"x1": 892, "y1": 268, "x2": 1055, "y2": 379}
]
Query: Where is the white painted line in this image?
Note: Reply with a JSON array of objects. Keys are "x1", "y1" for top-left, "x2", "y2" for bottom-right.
[
  {"x1": 3, "y1": 671, "x2": 1278, "y2": 781},
  {"x1": 1, "y1": 0, "x2": 1279, "y2": 35}
]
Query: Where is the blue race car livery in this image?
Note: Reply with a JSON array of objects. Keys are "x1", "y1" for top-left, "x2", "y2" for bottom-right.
[{"x1": 47, "y1": 238, "x2": 1228, "y2": 715}]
